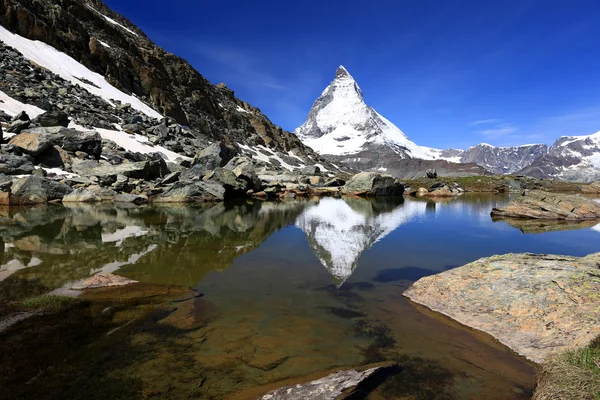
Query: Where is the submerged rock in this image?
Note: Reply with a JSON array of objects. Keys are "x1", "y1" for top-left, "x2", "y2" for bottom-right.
[
  {"x1": 404, "y1": 252, "x2": 600, "y2": 363},
  {"x1": 259, "y1": 364, "x2": 393, "y2": 400},
  {"x1": 341, "y1": 172, "x2": 404, "y2": 196},
  {"x1": 491, "y1": 190, "x2": 600, "y2": 220},
  {"x1": 72, "y1": 273, "x2": 138, "y2": 290}
]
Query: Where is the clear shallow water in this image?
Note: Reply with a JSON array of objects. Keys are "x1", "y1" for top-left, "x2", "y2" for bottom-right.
[{"x1": 0, "y1": 195, "x2": 599, "y2": 399}]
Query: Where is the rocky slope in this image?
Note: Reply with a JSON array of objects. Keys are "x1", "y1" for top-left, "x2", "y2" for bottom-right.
[
  {"x1": 404, "y1": 252, "x2": 600, "y2": 363},
  {"x1": 295, "y1": 66, "x2": 488, "y2": 178},
  {"x1": 456, "y1": 143, "x2": 549, "y2": 174},
  {"x1": 518, "y1": 131, "x2": 600, "y2": 183},
  {"x1": 0, "y1": 0, "x2": 368, "y2": 204}
]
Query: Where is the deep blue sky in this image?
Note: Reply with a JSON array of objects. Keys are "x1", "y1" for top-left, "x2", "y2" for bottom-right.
[{"x1": 105, "y1": 0, "x2": 600, "y2": 149}]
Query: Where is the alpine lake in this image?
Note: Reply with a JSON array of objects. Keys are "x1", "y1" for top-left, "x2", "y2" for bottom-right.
[{"x1": 1, "y1": 194, "x2": 599, "y2": 400}]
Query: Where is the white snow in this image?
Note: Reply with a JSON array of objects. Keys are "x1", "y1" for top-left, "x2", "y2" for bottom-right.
[
  {"x1": 96, "y1": 127, "x2": 190, "y2": 162},
  {"x1": 236, "y1": 105, "x2": 250, "y2": 114},
  {"x1": 102, "y1": 226, "x2": 149, "y2": 247},
  {"x1": 0, "y1": 25, "x2": 161, "y2": 119},
  {"x1": 98, "y1": 39, "x2": 111, "y2": 48},
  {"x1": 238, "y1": 143, "x2": 305, "y2": 171},
  {"x1": 92, "y1": 244, "x2": 157, "y2": 274},
  {"x1": 0, "y1": 90, "x2": 45, "y2": 119},
  {"x1": 86, "y1": 5, "x2": 139, "y2": 37},
  {"x1": 42, "y1": 167, "x2": 79, "y2": 178},
  {"x1": 295, "y1": 65, "x2": 439, "y2": 160}
]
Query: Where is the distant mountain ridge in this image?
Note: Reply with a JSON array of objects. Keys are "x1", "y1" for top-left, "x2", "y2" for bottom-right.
[{"x1": 295, "y1": 66, "x2": 600, "y2": 182}]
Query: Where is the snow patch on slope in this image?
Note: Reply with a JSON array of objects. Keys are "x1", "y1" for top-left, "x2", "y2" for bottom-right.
[
  {"x1": 86, "y1": 5, "x2": 139, "y2": 36},
  {"x1": 0, "y1": 25, "x2": 160, "y2": 119},
  {"x1": 0, "y1": 90, "x2": 45, "y2": 119}
]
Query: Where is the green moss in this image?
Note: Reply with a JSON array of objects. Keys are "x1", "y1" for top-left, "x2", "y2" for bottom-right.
[{"x1": 19, "y1": 295, "x2": 76, "y2": 312}]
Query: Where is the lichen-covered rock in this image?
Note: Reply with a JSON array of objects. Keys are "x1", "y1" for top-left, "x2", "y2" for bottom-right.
[
  {"x1": 72, "y1": 273, "x2": 137, "y2": 290},
  {"x1": 404, "y1": 252, "x2": 600, "y2": 363},
  {"x1": 491, "y1": 190, "x2": 600, "y2": 220},
  {"x1": 154, "y1": 181, "x2": 225, "y2": 203},
  {"x1": 192, "y1": 142, "x2": 238, "y2": 170},
  {"x1": 62, "y1": 188, "x2": 101, "y2": 203},
  {"x1": 8, "y1": 132, "x2": 51, "y2": 156},
  {"x1": 341, "y1": 172, "x2": 404, "y2": 196},
  {"x1": 9, "y1": 175, "x2": 73, "y2": 204}
]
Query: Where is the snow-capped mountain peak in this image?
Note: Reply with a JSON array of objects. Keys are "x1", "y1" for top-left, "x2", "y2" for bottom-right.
[{"x1": 295, "y1": 66, "x2": 435, "y2": 160}]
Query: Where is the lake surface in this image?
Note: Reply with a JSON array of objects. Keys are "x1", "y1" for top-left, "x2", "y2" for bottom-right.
[{"x1": 1, "y1": 195, "x2": 599, "y2": 399}]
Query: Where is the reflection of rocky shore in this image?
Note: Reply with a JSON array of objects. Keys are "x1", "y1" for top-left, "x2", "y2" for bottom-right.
[
  {"x1": 492, "y1": 217, "x2": 600, "y2": 234},
  {"x1": 0, "y1": 201, "x2": 314, "y2": 296},
  {"x1": 296, "y1": 198, "x2": 426, "y2": 286}
]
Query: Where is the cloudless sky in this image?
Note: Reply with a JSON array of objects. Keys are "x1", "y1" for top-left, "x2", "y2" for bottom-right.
[{"x1": 104, "y1": 0, "x2": 600, "y2": 149}]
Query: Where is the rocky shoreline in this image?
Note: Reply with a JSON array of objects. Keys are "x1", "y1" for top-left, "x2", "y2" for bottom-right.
[{"x1": 404, "y1": 252, "x2": 600, "y2": 364}]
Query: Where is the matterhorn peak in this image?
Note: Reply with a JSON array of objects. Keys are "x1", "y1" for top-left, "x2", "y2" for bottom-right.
[
  {"x1": 335, "y1": 65, "x2": 352, "y2": 79},
  {"x1": 295, "y1": 66, "x2": 436, "y2": 161}
]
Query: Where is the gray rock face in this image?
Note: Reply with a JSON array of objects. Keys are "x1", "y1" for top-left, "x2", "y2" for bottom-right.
[
  {"x1": 34, "y1": 110, "x2": 70, "y2": 127},
  {"x1": 404, "y1": 252, "x2": 600, "y2": 363},
  {"x1": 62, "y1": 188, "x2": 102, "y2": 203},
  {"x1": 203, "y1": 167, "x2": 248, "y2": 198},
  {"x1": 0, "y1": 153, "x2": 36, "y2": 175},
  {"x1": 457, "y1": 143, "x2": 549, "y2": 174},
  {"x1": 154, "y1": 181, "x2": 225, "y2": 203},
  {"x1": 71, "y1": 160, "x2": 159, "y2": 180},
  {"x1": 193, "y1": 142, "x2": 237, "y2": 170},
  {"x1": 342, "y1": 172, "x2": 404, "y2": 196},
  {"x1": 9, "y1": 175, "x2": 73, "y2": 204},
  {"x1": 518, "y1": 132, "x2": 600, "y2": 182}
]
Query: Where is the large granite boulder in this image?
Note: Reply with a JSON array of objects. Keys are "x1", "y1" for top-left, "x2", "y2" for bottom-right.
[
  {"x1": 491, "y1": 190, "x2": 600, "y2": 220},
  {"x1": 7, "y1": 175, "x2": 73, "y2": 204},
  {"x1": 62, "y1": 188, "x2": 101, "y2": 203},
  {"x1": 193, "y1": 142, "x2": 237, "y2": 170},
  {"x1": 404, "y1": 252, "x2": 600, "y2": 363},
  {"x1": 72, "y1": 160, "x2": 159, "y2": 180},
  {"x1": 34, "y1": 110, "x2": 70, "y2": 127},
  {"x1": 8, "y1": 132, "x2": 51, "y2": 156},
  {"x1": 0, "y1": 153, "x2": 36, "y2": 175},
  {"x1": 203, "y1": 167, "x2": 247, "y2": 197},
  {"x1": 341, "y1": 172, "x2": 404, "y2": 196},
  {"x1": 153, "y1": 181, "x2": 225, "y2": 203}
]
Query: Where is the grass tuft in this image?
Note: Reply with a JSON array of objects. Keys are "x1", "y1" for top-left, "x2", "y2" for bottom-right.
[
  {"x1": 19, "y1": 295, "x2": 76, "y2": 312},
  {"x1": 534, "y1": 336, "x2": 600, "y2": 400}
]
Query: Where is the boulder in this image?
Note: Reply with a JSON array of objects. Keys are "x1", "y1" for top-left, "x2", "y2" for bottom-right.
[
  {"x1": 37, "y1": 145, "x2": 72, "y2": 168},
  {"x1": 114, "y1": 193, "x2": 147, "y2": 204},
  {"x1": 424, "y1": 184, "x2": 460, "y2": 197},
  {"x1": 302, "y1": 165, "x2": 321, "y2": 175},
  {"x1": 426, "y1": 169, "x2": 437, "y2": 179},
  {"x1": 179, "y1": 164, "x2": 209, "y2": 182},
  {"x1": 51, "y1": 128, "x2": 102, "y2": 157},
  {"x1": 72, "y1": 160, "x2": 158, "y2": 180},
  {"x1": 34, "y1": 110, "x2": 70, "y2": 127},
  {"x1": 72, "y1": 273, "x2": 137, "y2": 290},
  {"x1": 203, "y1": 167, "x2": 247, "y2": 197},
  {"x1": 9, "y1": 176, "x2": 72, "y2": 204},
  {"x1": 258, "y1": 364, "x2": 395, "y2": 400},
  {"x1": 225, "y1": 156, "x2": 262, "y2": 191},
  {"x1": 192, "y1": 142, "x2": 237, "y2": 169},
  {"x1": 62, "y1": 188, "x2": 101, "y2": 203},
  {"x1": 6, "y1": 119, "x2": 31, "y2": 134},
  {"x1": 10, "y1": 111, "x2": 30, "y2": 122},
  {"x1": 323, "y1": 177, "x2": 345, "y2": 187},
  {"x1": 341, "y1": 172, "x2": 404, "y2": 196},
  {"x1": 153, "y1": 181, "x2": 225, "y2": 203},
  {"x1": 404, "y1": 252, "x2": 600, "y2": 363},
  {"x1": 8, "y1": 132, "x2": 51, "y2": 156},
  {"x1": 491, "y1": 190, "x2": 600, "y2": 220},
  {"x1": 159, "y1": 171, "x2": 180, "y2": 185},
  {"x1": 0, "y1": 153, "x2": 36, "y2": 175}
]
